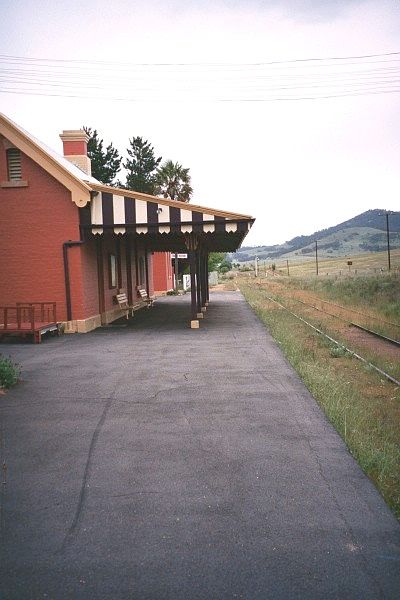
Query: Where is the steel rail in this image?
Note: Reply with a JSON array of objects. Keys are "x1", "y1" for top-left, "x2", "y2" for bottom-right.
[
  {"x1": 263, "y1": 294, "x2": 400, "y2": 387},
  {"x1": 349, "y1": 323, "x2": 400, "y2": 348},
  {"x1": 307, "y1": 295, "x2": 400, "y2": 329},
  {"x1": 291, "y1": 297, "x2": 400, "y2": 346}
]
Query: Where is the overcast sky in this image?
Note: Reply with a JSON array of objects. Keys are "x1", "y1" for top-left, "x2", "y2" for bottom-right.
[{"x1": 1, "y1": 0, "x2": 399, "y2": 245}]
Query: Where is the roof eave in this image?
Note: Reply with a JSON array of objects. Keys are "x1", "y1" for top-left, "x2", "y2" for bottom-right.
[
  {"x1": 0, "y1": 113, "x2": 91, "y2": 207},
  {"x1": 89, "y1": 182, "x2": 254, "y2": 221}
]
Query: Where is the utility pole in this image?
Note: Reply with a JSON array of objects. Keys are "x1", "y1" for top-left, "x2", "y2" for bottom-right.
[
  {"x1": 385, "y1": 212, "x2": 391, "y2": 272},
  {"x1": 286, "y1": 259, "x2": 289, "y2": 276},
  {"x1": 378, "y1": 211, "x2": 398, "y2": 272},
  {"x1": 254, "y1": 256, "x2": 259, "y2": 277},
  {"x1": 315, "y1": 240, "x2": 319, "y2": 276}
]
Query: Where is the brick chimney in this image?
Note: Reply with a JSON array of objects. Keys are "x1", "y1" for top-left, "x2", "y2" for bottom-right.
[{"x1": 59, "y1": 129, "x2": 91, "y2": 176}]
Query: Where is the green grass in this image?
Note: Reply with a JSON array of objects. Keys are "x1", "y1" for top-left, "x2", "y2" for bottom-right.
[
  {"x1": 0, "y1": 354, "x2": 21, "y2": 389},
  {"x1": 239, "y1": 280, "x2": 400, "y2": 519}
]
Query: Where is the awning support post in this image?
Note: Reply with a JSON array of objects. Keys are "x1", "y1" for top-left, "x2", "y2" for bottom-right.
[
  {"x1": 201, "y1": 252, "x2": 207, "y2": 311},
  {"x1": 96, "y1": 237, "x2": 106, "y2": 324},
  {"x1": 189, "y1": 250, "x2": 199, "y2": 328},
  {"x1": 145, "y1": 248, "x2": 150, "y2": 298},
  {"x1": 196, "y1": 251, "x2": 203, "y2": 318},
  {"x1": 186, "y1": 233, "x2": 200, "y2": 329},
  {"x1": 205, "y1": 252, "x2": 210, "y2": 305},
  {"x1": 174, "y1": 254, "x2": 179, "y2": 293},
  {"x1": 125, "y1": 236, "x2": 133, "y2": 305}
]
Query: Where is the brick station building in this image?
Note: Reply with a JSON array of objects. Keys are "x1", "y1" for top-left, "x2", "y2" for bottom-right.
[{"x1": 0, "y1": 113, "x2": 254, "y2": 332}]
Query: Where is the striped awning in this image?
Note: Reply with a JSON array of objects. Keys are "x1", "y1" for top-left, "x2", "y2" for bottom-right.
[{"x1": 83, "y1": 189, "x2": 254, "y2": 252}]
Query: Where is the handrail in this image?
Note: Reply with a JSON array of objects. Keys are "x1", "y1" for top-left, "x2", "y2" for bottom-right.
[{"x1": 0, "y1": 303, "x2": 57, "y2": 331}]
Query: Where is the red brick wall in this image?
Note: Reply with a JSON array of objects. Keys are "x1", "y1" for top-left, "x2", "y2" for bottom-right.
[
  {"x1": 0, "y1": 139, "x2": 158, "y2": 325},
  {"x1": 80, "y1": 239, "x2": 100, "y2": 318},
  {"x1": 0, "y1": 144, "x2": 86, "y2": 321}
]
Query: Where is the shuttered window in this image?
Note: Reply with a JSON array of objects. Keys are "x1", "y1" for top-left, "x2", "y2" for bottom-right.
[{"x1": 7, "y1": 148, "x2": 22, "y2": 180}]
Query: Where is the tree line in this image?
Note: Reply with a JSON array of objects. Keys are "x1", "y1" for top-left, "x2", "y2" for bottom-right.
[{"x1": 84, "y1": 127, "x2": 193, "y2": 203}]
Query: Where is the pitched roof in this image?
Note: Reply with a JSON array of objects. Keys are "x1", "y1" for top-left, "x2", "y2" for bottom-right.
[
  {"x1": 0, "y1": 113, "x2": 93, "y2": 207},
  {"x1": 1, "y1": 113, "x2": 99, "y2": 185},
  {"x1": 0, "y1": 113, "x2": 254, "y2": 226}
]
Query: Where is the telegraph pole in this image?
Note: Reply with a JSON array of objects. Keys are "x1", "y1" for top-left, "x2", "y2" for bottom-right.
[
  {"x1": 385, "y1": 213, "x2": 391, "y2": 272},
  {"x1": 378, "y1": 211, "x2": 398, "y2": 272},
  {"x1": 315, "y1": 240, "x2": 319, "y2": 276}
]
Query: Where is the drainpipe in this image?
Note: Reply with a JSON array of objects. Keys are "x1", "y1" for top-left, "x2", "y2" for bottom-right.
[{"x1": 63, "y1": 241, "x2": 84, "y2": 322}]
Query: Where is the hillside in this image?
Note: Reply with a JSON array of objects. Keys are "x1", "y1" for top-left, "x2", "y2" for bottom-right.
[{"x1": 234, "y1": 209, "x2": 400, "y2": 262}]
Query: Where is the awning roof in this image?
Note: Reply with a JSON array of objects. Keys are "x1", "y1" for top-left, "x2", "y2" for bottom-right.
[
  {"x1": 0, "y1": 113, "x2": 255, "y2": 252},
  {"x1": 82, "y1": 185, "x2": 255, "y2": 252}
]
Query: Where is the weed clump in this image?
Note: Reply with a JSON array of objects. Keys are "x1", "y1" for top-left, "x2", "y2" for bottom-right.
[
  {"x1": 0, "y1": 354, "x2": 21, "y2": 389},
  {"x1": 330, "y1": 345, "x2": 350, "y2": 358}
]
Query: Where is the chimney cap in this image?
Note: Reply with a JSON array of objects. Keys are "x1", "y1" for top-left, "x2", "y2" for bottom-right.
[{"x1": 59, "y1": 129, "x2": 90, "y2": 143}]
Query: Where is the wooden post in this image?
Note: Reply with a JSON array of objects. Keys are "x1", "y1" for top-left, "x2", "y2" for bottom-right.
[
  {"x1": 174, "y1": 254, "x2": 179, "y2": 292},
  {"x1": 385, "y1": 212, "x2": 391, "y2": 271},
  {"x1": 185, "y1": 234, "x2": 200, "y2": 328},
  {"x1": 205, "y1": 252, "x2": 209, "y2": 304},
  {"x1": 125, "y1": 236, "x2": 133, "y2": 305},
  {"x1": 116, "y1": 237, "x2": 122, "y2": 289},
  {"x1": 201, "y1": 253, "x2": 207, "y2": 309},
  {"x1": 196, "y1": 251, "x2": 202, "y2": 317},
  {"x1": 96, "y1": 237, "x2": 105, "y2": 324},
  {"x1": 189, "y1": 250, "x2": 199, "y2": 328},
  {"x1": 144, "y1": 248, "x2": 150, "y2": 298},
  {"x1": 134, "y1": 238, "x2": 139, "y2": 297}
]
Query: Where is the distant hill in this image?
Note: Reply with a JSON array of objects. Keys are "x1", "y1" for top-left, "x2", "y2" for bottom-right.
[{"x1": 233, "y1": 209, "x2": 400, "y2": 262}]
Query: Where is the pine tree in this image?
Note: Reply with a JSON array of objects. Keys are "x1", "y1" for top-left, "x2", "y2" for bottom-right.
[
  {"x1": 124, "y1": 137, "x2": 162, "y2": 194},
  {"x1": 154, "y1": 160, "x2": 193, "y2": 202},
  {"x1": 83, "y1": 127, "x2": 122, "y2": 185}
]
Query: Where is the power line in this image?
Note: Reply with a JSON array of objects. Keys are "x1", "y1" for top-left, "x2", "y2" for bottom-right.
[
  {"x1": 1, "y1": 51, "x2": 399, "y2": 102},
  {"x1": 0, "y1": 50, "x2": 399, "y2": 67},
  {"x1": 1, "y1": 86, "x2": 399, "y2": 102}
]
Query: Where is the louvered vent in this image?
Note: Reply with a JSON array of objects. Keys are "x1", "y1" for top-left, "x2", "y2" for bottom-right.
[{"x1": 7, "y1": 148, "x2": 22, "y2": 180}]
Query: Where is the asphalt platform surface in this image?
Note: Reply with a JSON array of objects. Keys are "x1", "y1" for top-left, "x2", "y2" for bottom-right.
[{"x1": 1, "y1": 291, "x2": 400, "y2": 599}]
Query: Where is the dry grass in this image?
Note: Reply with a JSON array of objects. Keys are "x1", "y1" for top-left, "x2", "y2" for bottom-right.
[{"x1": 260, "y1": 248, "x2": 400, "y2": 278}]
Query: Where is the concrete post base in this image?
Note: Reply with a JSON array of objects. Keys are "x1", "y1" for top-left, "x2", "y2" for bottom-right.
[
  {"x1": 201, "y1": 307, "x2": 207, "y2": 312},
  {"x1": 205, "y1": 302, "x2": 209, "y2": 306},
  {"x1": 197, "y1": 312, "x2": 204, "y2": 319},
  {"x1": 190, "y1": 320, "x2": 200, "y2": 329}
]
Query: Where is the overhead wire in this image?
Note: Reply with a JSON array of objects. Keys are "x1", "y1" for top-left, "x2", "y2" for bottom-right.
[{"x1": 1, "y1": 52, "x2": 399, "y2": 102}]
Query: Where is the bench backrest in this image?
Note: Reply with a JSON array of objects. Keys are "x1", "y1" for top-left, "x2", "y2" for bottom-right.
[
  {"x1": 116, "y1": 293, "x2": 129, "y2": 307},
  {"x1": 138, "y1": 288, "x2": 148, "y2": 300}
]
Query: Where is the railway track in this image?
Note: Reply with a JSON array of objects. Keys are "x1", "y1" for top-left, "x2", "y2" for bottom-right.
[
  {"x1": 306, "y1": 295, "x2": 400, "y2": 330},
  {"x1": 261, "y1": 292, "x2": 400, "y2": 387},
  {"x1": 291, "y1": 297, "x2": 400, "y2": 347}
]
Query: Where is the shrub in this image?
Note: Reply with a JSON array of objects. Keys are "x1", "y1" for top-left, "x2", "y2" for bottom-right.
[{"x1": 0, "y1": 354, "x2": 21, "y2": 389}]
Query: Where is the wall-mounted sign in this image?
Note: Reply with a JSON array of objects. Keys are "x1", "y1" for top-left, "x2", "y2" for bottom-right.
[{"x1": 171, "y1": 253, "x2": 188, "y2": 259}]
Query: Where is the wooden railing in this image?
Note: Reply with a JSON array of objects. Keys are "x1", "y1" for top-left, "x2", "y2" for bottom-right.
[
  {"x1": 16, "y1": 302, "x2": 57, "y2": 326},
  {"x1": 0, "y1": 302, "x2": 57, "y2": 331}
]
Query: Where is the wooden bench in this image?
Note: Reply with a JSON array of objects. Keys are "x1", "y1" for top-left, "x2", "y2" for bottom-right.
[
  {"x1": 138, "y1": 288, "x2": 154, "y2": 308},
  {"x1": 115, "y1": 291, "x2": 134, "y2": 319}
]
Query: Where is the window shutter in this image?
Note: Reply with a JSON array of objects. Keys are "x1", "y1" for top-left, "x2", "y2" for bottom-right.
[{"x1": 7, "y1": 148, "x2": 22, "y2": 180}]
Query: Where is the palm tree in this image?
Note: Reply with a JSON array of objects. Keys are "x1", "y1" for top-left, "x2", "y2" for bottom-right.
[{"x1": 155, "y1": 160, "x2": 193, "y2": 203}]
